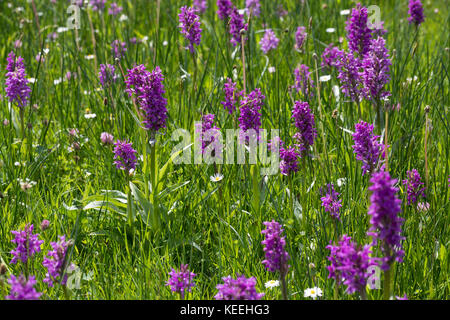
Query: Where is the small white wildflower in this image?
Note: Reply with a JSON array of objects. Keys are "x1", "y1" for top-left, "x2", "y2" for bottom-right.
[
  {"x1": 340, "y1": 9, "x2": 350, "y2": 15},
  {"x1": 28, "y1": 78, "x2": 36, "y2": 84},
  {"x1": 265, "y1": 280, "x2": 280, "y2": 289},
  {"x1": 85, "y1": 54, "x2": 95, "y2": 60},
  {"x1": 119, "y1": 14, "x2": 128, "y2": 22},
  {"x1": 163, "y1": 40, "x2": 168, "y2": 46},
  {"x1": 84, "y1": 113, "x2": 96, "y2": 119},
  {"x1": 53, "y1": 78, "x2": 62, "y2": 85},
  {"x1": 57, "y1": 27, "x2": 69, "y2": 33},
  {"x1": 14, "y1": 162, "x2": 21, "y2": 167},
  {"x1": 210, "y1": 173, "x2": 224, "y2": 183},
  {"x1": 304, "y1": 287, "x2": 323, "y2": 299},
  {"x1": 326, "y1": 28, "x2": 336, "y2": 33},
  {"x1": 320, "y1": 75, "x2": 331, "y2": 82},
  {"x1": 268, "y1": 66, "x2": 276, "y2": 73}
]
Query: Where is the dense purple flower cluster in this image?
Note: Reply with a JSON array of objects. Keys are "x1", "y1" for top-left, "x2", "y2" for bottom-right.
[
  {"x1": 100, "y1": 132, "x2": 114, "y2": 145},
  {"x1": 229, "y1": 7, "x2": 248, "y2": 47},
  {"x1": 195, "y1": 114, "x2": 222, "y2": 158},
  {"x1": 336, "y1": 51, "x2": 363, "y2": 102},
  {"x1": 90, "y1": 0, "x2": 106, "y2": 11},
  {"x1": 320, "y1": 184, "x2": 342, "y2": 221},
  {"x1": 43, "y1": 235, "x2": 72, "y2": 287},
  {"x1": 10, "y1": 224, "x2": 43, "y2": 265},
  {"x1": 402, "y1": 169, "x2": 425, "y2": 205},
  {"x1": 125, "y1": 65, "x2": 168, "y2": 132},
  {"x1": 239, "y1": 88, "x2": 265, "y2": 143},
  {"x1": 6, "y1": 275, "x2": 42, "y2": 300},
  {"x1": 260, "y1": 29, "x2": 279, "y2": 54},
  {"x1": 361, "y1": 37, "x2": 392, "y2": 101},
  {"x1": 179, "y1": 6, "x2": 202, "y2": 53},
  {"x1": 326, "y1": 235, "x2": 377, "y2": 294},
  {"x1": 293, "y1": 65, "x2": 314, "y2": 98},
  {"x1": 321, "y1": 44, "x2": 343, "y2": 69},
  {"x1": 246, "y1": 0, "x2": 261, "y2": 17},
  {"x1": 113, "y1": 140, "x2": 138, "y2": 173},
  {"x1": 345, "y1": 3, "x2": 372, "y2": 56},
  {"x1": 215, "y1": 275, "x2": 264, "y2": 300},
  {"x1": 111, "y1": 40, "x2": 127, "y2": 61},
  {"x1": 193, "y1": 0, "x2": 208, "y2": 14},
  {"x1": 99, "y1": 64, "x2": 117, "y2": 88},
  {"x1": 408, "y1": 0, "x2": 425, "y2": 26},
  {"x1": 292, "y1": 101, "x2": 317, "y2": 156},
  {"x1": 279, "y1": 146, "x2": 299, "y2": 176},
  {"x1": 108, "y1": 2, "x2": 123, "y2": 16},
  {"x1": 221, "y1": 78, "x2": 243, "y2": 114},
  {"x1": 352, "y1": 121, "x2": 383, "y2": 175},
  {"x1": 166, "y1": 264, "x2": 196, "y2": 298},
  {"x1": 261, "y1": 221, "x2": 290, "y2": 275},
  {"x1": 5, "y1": 51, "x2": 31, "y2": 108},
  {"x1": 217, "y1": 0, "x2": 233, "y2": 20},
  {"x1": 295, "y1": 26, "x2": 307, "y2": 50},
  {"x1": 368, "y1": 169, "x2": 405, "y2": 270}
]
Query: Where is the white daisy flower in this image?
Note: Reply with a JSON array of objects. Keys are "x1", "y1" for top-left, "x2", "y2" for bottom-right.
[
  {"x1": 210, "y1": 173, "x2": 224, "y2": 183},
  {"x1": 326, "y1": 28, "x2": 336, "y2": 33},
  {"x1": 84, "y1": 113, "x2": 96, "y2": 119},
  {"x1": 265, "y1": 280, "x2": 280, "y2": 289},
  {"x1": 85, "y1": 54, "x2": 95, "y2": 60},
  {"x1": 319, "y1": 75, "x2": 331, "y2": 82},
  {"x1": 28, "y1": 78, "x2": 36, "y2": 84},
  {"x1": 340, "y1": 9, "x2": 350, "y2": 15},
  {"x1": 304, "y1": 287, "x2": 323, "y2": 299}
]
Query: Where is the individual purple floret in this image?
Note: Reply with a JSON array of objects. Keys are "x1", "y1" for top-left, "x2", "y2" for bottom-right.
[
  {"x1": 229, "y1": 7, "x2": 248, "y2": 47},
  {"x1": 125, "y1": 65, "x2": 168, "y2": 133},
  {"x1": 99, "y1": 63, "x2": 118, "y2": 88},
  {"x1": 351, "y1": 121, "x2": 383, "y2": 175},
  {"x1": 295, "y1": 26, "x2": 307, "y2": 51},
  {"x1": 108, "y1": 2, "x2": 123, "y2": 16},
  {"x1": 261, "y1": 220, "x2": 290, "y2": 275},
  {"x1": 111, "y1": 40, "x2": 127, "y2": 61},
  {"x1": 178, "y1": 6, "x2": 202, "y2": 53},
  {"x1": 402, "y1": 169, "x2": 425, "y2": 205},
  {"x1": 279, "y1": 146, "x2": 299, "y2": 176},
  {"x1": 246, "y1": 0, "x2": 261, "y2": 17},
  {"x1": 5, "y1": 51, "x2": 32, "y2": 108},
  {"x1": 193, "y1": 0, "x2": 208, "y2": 14},
  {"x1": 268, "y1": 136, "x2": 283, "y2": 153},
  {"x1": 326, "y1": 234, "x2": 377, "y2": 295},
  {"x1": 90, "y1": 0, "x2": 106, "y2": 11},
  {"x1": 43, "y1": 235, "x2": 73, "y2": 287},
  {"x1": 321, "y1": 44, "x2": 343, "y2": 69},
  {"x1": 408, "y1": 0, "x2": 425, "y2": 26},
  {"x1": 320, "y1": 184, "x2": 342, "y2": 221},
  {"x1": 362, "y1": 37, "x2": 392, "y2": 101},
  {"x1": 260, "y1": 29, "x2": 279, "y2": 54},
  {"x1": 336, "y1": 51, "x2": 363, "y2": 103},
  {"x1": 238, "y1": 88, "x2": 265, "y2": 143},
  {"x1": 368, "y1": 169, "x2": 405, "y2": 271},
  {"x1": 345, "y1": 3, "x2": 372, "y2": 56},
  {"x1": 6, "y1": 275, "x2": 42, "y2": 300},
  {"x1": 166, "y1": 264, "x2": 196, "y2": 299},
  {"x1": 292, "y1": 101, "x2": 317, "y2": 157},
  {"x1": 214, "y1": 275, "x2": 265, "y2": 300},
  {"x1": 221, "y1": 78, "x2": 243, "y2": 114},
  {"x1": 217, "y1": 0, "x2": 233, "y2": 20},
  {"x1": 10, "y1": 224, "x2": 44, "y2": 265},
  {"x1": 293, "y1": 65, "x2": 314, "y2": 98},
  {"x1": 113, "y1": 140, "x2": 138, "y2": 173}
]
